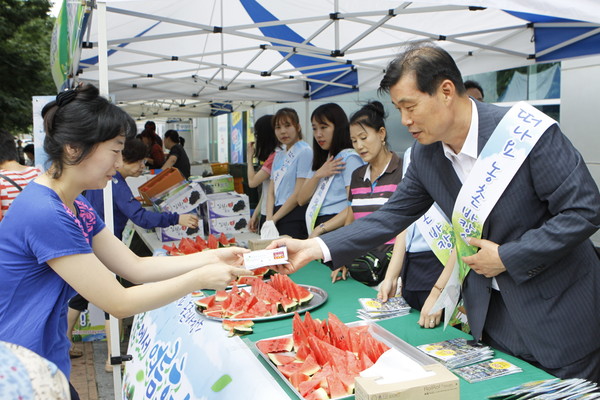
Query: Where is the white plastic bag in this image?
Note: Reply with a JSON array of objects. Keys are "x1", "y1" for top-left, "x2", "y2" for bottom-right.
[{"x1": 260, "y1": 220, "x2": 279, "y2": 240}]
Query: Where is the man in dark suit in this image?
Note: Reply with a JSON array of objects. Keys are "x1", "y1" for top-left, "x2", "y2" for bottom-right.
[{"x1": 270, "y1": 43, "x2": 600, "y2": 383}]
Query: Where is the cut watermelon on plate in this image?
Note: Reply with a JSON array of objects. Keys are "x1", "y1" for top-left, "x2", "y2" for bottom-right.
[
  {"x1": 254, "y1": 315, "x2": 400, "y2": 400},
  {"x1": 195, "y1": 280, "x2": 327, "y2": 322}
]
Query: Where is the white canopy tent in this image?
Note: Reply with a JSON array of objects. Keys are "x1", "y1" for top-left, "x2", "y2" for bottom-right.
[
  {"x1": 51, "y1": 1, "x2": 600, "y2": 397},
  {"x1": 61, "y1": 0, "x2": 600, "y2": 118}
]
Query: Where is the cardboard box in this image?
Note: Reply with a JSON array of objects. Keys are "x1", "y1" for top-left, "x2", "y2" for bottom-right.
[
  {"x1": 190, "y1": 174, "x2": 234, "y2": 194},
  {"x1": 156, "y1": 217, "x2": 204, "y2": 242},
  {"x1": 354, "y1": 363, "x2": 459, "y2": 400},
  {"x1": 206, "y1": 192, "x2": 249, "y2": 218},
  {"x1": 156, "y1": 182, "x2": 207, "y2": 214},
  {"x1": 138, "y1": 167, "x2": 186, "y2": 206},
  {"x1": 208, "y1": 214, "x2": 250, "y2": 235}
]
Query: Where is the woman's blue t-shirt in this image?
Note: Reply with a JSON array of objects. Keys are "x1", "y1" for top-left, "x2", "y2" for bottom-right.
[
  {"x1": 307, "y1": 150, "x2": 365, "y2": 215},
  {"x1": 271, "y1": 141, "x2": 313, "y2": 207},
  {"x1": 0, "y1": 182, "x2": 105, "y2": 378}
]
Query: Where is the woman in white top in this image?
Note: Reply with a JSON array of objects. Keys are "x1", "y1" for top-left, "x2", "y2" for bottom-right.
[{"x1": 266, "y1": 108, "x2": 313, "y2": 239}]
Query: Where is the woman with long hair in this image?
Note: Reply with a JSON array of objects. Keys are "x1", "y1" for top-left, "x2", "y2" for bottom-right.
[
  {"x1": 266, "y1": 108, "x2": 313, "y2": 239},
  {"x1": 297, "y1": 103, "x2": 364, "y2": 239},
  {"x1": 246, "y1": 114, "x2": 281, "y2": 232}
]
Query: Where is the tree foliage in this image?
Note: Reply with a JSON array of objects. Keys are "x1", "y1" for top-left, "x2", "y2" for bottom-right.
[{"x1": 0, "y1": 0, "x2": 56, "y2": 135}]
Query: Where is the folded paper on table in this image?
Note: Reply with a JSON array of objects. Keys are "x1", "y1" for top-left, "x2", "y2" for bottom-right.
[{"x1": 360, "y1": 348, "x2": 435, "y2": 384}]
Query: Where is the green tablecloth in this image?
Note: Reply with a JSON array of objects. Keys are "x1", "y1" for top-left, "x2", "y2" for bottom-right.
[{"x1": 246, "y1": 261, "x2": 553, "y2": 399}]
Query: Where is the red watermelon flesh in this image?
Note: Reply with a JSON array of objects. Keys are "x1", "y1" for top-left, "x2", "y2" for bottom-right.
[
  {"x1": 207, "y1": 234, "x2": 219, "y2": 249},
  {"x1": 293, "y1": 313, "x2": 310, "y2": 350},
  {"x1": 300, "y1": 353, "x2": 320, "y2": 376},
  {"x1": 257, "y1": 337, "x2": 294, "y2": 354},
  {"x1": 218, "y1": 233, "x2": 229, "y2": 246},
  {"x1": 277, "y1": 362, "x2": 305, "y2": 378},
  {"x1": 194, "y1": 295, "x2": 215, "y2": 310},
  {"x1": 295, "y1": 343, "x2": 311, "y2": 361},
  {"x1": 203, "y1": 310, "x2": 223, "y2": 318},
  {"x1": 299, "y1": 379, "x2": 323, "y2": 397},
  {"x1": 289, "y1": 371, "x2": 310, "y2": 390},
  {"x1": 327, "y1": 374, "x2": 347, "y2": 399}
]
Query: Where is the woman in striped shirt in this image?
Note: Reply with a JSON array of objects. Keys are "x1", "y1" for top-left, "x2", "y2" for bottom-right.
[
  {"x1": 0, "y1": 130, "x2": 41, "y2": 221},
  {"x1": 331, "y1": 101, "x2": 404, "y2": 286}
]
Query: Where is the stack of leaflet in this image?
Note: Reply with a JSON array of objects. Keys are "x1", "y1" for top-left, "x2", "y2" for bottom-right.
[
  {"x1": 488, "y1": 378, "x2": 599, "y2": 399},
  {"x1": 357, "y1": 296, "x2": 411, "y2": 320},
  {"x1": 453, "y1": 358, "x2": 523, "y2": 383},
  {"x1": 416, "y1": 338, "x2": 494, "y2": 369}
]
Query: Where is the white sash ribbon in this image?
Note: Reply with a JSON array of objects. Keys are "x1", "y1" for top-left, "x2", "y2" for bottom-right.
[
  {"x1": 272, "y1": 142, "x2": 302, "y2": 197},
  {"x1": 305, "y1": 149, "x2": 357, "y2": 233}
]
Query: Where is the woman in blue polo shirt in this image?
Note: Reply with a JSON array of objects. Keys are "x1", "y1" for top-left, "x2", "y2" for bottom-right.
[
  {"x1": 298, "y1": 103, "x2": 364, "y2": 238},
  {"x1": 266, "y1": 108, "x2": 312, "y2": 239},
  {"x1": 0, "y1": 84, "x2": 250, "y2": 399}
]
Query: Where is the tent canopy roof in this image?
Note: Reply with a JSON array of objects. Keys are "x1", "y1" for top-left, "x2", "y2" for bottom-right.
[{"x1": 73, "y1": 0, "x2": 600, "y2": 117}]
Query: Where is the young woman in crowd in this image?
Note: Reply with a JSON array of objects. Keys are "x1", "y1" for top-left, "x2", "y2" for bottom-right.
[
  {"x1": 246, "y1": 114, "x2": 280, "y2": 233},
  {"x1": 331, "y1": 101, "x2": 403, "y2": 286},
  {"x1": 266, "y1": 108, "x2": 313, "y2": 239},
  {"x1": 162, "y1": 129, "x2": 191, "y2": 179},
  {"x1": 0, "y1": 130, "x2": 41, "y2": 221},
  {"x1": 0, "y1": 84, "x2": 250, "y2": 399},
  {"x1": 140, "y1": 129, "x2": 165, "y2": 169},
  {"x1": 66, "y1": 138, "x2": 200, "y2": 370},
  {"x1": 297, "y1": 103, "x2": 364, "y2": 238}
]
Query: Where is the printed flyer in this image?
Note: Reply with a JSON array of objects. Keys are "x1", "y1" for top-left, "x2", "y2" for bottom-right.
[{"x1": 122, "y1": 295, "x2": 289, "y2": 400}]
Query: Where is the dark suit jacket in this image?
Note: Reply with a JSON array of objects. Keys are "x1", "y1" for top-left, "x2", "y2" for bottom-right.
[{"x1": 322, "y1": 101, "x2": 600, "y2": 369}]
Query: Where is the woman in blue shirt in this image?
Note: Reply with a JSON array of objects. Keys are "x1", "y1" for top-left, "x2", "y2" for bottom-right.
[
  {"x1": 0, "y1": 84, "x2": 250, "y2": 399},
  {"x1": 85, "y1": 138, "x2": 198, "y2": 239},
  {"x1": 298, "y1": 103, "x2": 364, "y2": 238},
  {"x1": 266, "y1": 108, "x2": 313, "y2": 239},
  {"x1": 67, "y1": 138, "x2": 199, "y2": 370}
]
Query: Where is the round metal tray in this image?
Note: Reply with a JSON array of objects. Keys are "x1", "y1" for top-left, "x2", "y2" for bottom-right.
[{"x1": 195, "y1": 284, "x2": 328, "y2": 322}]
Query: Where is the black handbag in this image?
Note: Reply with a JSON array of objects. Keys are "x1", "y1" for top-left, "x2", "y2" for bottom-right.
[{"x1": 347, "y1": 245, "x2": 393, "y2": 286}]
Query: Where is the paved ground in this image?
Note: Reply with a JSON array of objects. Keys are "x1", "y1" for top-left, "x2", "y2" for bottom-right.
[{"x1": 70, "y1": 340, "x2": 118, "y2": 400}]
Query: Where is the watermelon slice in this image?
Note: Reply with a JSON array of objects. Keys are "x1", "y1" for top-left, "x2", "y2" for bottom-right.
[
  {"x1": 327, "y1": 374, "x2": 347, "y2": 399},
  {"x1": 256, "y1": 337, "x2": 294, "y2": 354},
  {"x1": 207, "y1": 234, "x2": 219, "y2": 249},
  {"x1": 218, "y1": 233, "x2": 230, "y2": 247},
  {"x1": 194, "y1": 235, "x2": 207, "y2": 250},
  {"x1": 278, "y1": 362, "x2": 306, "y2": 378},
  {"x1": 195, "y1": 295, "x2": 215, "y2": 310},
  {"x1": 278, "y1": 296, "x2": 298, "y2": 313},
  {"x1": 305, "y1": 387, "x2": 329, "y2": 400},
  {"x1": 289, "y1": 371, "x2": 310, "y2": 390},
  {"x1": 222, "y1": 319, "x2": 254, "y2": 336},
  {"x1": 215, "y1": 290, "x2": 228, "y2": 302},
  {"x1": 299, "y1": 379, "x2": 323, "y2": 397},
  {"x1": 267, "y1": 353, "x2": 297, "y2": 366}
]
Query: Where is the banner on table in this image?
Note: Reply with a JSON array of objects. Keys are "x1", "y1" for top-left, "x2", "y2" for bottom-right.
[{"x1": 123, "y1": 295, "x2": 289, "y2": 400}]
